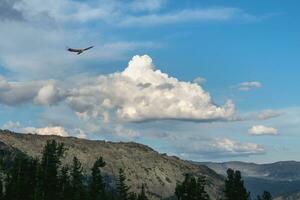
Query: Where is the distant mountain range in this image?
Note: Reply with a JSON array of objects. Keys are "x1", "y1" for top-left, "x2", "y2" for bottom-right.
[
  {"x1": 0, "y1": 130, "x2": 224, "y2": 200},
  {"x1": 198, "y1": 161, "x2": 300, "y2": 200}
]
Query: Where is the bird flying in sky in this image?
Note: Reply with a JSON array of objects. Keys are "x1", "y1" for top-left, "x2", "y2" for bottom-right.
[{"x1": 67, "y1": 46, "x2": 94, "y2": 55}]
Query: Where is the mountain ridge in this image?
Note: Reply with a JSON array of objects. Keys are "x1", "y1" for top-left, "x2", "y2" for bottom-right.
[{"x1": 0, "y1": 130, "x2": 224, "y2": 200}]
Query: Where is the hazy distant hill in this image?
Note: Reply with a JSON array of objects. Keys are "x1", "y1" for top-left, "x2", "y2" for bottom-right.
[
  {"x1": 274, "y1": 191, "x2": 300, "y2": 200},
  {"x1": 0, "y1": 130, "x2": 224, "y2": 200},
  {"x1": 198, "y1": 161, "x2": 300, "y2": 199}
]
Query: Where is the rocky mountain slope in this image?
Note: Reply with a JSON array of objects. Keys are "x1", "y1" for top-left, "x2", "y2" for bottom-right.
[
  {"x1": 199, "y1": 161, "x2": 300, "y2": 199},
  {"x1": 0, "y1": 130, "x2": 224, "y2": 200}
]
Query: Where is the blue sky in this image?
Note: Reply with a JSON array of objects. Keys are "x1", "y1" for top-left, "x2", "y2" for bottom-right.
[{"x1": 1, "y1": 0, "x2": 300, "y2": 163}]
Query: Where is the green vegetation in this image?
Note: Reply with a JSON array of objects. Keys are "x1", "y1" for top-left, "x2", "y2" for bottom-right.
[
  {"x1": 175, "y1": 174, "x2": 210, "y2": 200},
  {"x1": 223, "y1": 168, "x2": 272, "y2": 200},
  {"x1": 223, "y1": 168, "x2": 249, "y2": 200},
  {"x1": 256, "y1": 191, "x2": 272, "y2": 200}
]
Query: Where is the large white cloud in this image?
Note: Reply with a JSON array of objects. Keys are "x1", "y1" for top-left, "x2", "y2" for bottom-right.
[
  {"x1": 249, "y1": 125, "x2": 278, "y2": 135},
  {"x1": 0, "y1": 55, "x2": 235, "y2": 122},
  {"x1": 67, "y1": 55, "x2": 235, "y2": 122}
]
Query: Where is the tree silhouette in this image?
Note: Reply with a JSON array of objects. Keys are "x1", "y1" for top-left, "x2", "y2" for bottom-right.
[
  {"x1": 224, "y1": 168, "x2": 249, "y2": 200},
  {"x1": 175, "y1": 173, "x2": 210, "y2": 200},
  {"x1": 4, "y1": 155, "x2": 38, "y2": 200},
  {"x1": 137, "y1": 184, "x2": 148, "y2": 200},
  {"x1": 70, "y1": 156, "x2": 87, "y2": 200},
  {"x1": 58, "y1": 166, "x2": 72, "y2": 200},
  {"x1": 89, "y1": 157, "x2": 106, "y2": 200},
  {"x1": 117, "y1": 168, "x2": 130, "y2": 200},
  {"x1": 256, "y1": 191, "x2": 272, "y2": 200},
  {"x1": 35, "y1": 140, "x2": 65, "y2": 200}
]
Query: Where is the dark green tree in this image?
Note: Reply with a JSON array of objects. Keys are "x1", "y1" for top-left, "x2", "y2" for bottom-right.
[
  {"x1": 35, "y1": 140, "x2": 65, "y2": 200},
  {"x1": 196, "y1": 176, "x2": 210, "y2": 200},
  {"x1": 224, "y1": 168, "x2": 249, "y2": 200},
  {"x1": 175, "y1": 174, "x2": 210, "y2": 200},
  {"x1": 256, "y1": 191, "x2": 272, "y2": 200},
  {"x1": 129, "y1": 192, "x2": 138, "y2": 200},
  {"x1": 58, "y1": 166, "x2": 72, "y2": 200},
  {"x1": 70, "y1": 156, "x2": 87, "y2": 200},
  {"x1": 89, "y1": 157, "x2": 106, "y2": 200},
  {"x1": 0, "y1": 175, "x2": 3, "y2": 200},
  {"x1": 137, "y1": 184, "x2": 148, "y2": 200},
  {"x1": 117, "y1": 168, "x2": 130, "y2": 200},
  {"x1": 4, "y1": 155, "x2": 38, "y2": 200}
]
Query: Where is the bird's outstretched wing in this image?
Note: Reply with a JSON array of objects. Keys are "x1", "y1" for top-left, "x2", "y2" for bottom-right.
[{"x1": 83, "y1": 46, "x2": 94, "y2": 51}]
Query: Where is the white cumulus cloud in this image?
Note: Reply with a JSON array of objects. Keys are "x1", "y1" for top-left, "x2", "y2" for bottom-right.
[
  {"x1": 34, "y1": 83, "x2": 66, "y2": 105},
  {"x1": 0, "y1": 55, "x2": 235, "y2": 122},
  {"x1": 67, "y1": 55, "x2": 235, "y2": 122},
  {"x1": 22, "y1": 126, "x2": 69, "y2": 137},
  {"x1": 249, "y1": 125, "x2": 278, "y2": 135},
  {"x1": 2, "y1": 121, "x2": 69, "y2": 137}
]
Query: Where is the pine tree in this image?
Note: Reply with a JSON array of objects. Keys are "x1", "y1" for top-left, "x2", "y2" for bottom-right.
[
  {"x1": 129, "y1": 192, "x2": 138, "y2": 200},
  {"x1": 4, "y1": 155, "x2": 38, "y2": 200},
  {"x1": 196, "y1": 176, "x2": 210, "y2": 200},
  {"x1": 175, "y1": 174, "x2": 210, "y2": 200},
  {"x1": 89, "y1": 157, "x2": 106, "y2": 200},
  {"x1": 175, "y1": 174, "x2": 191, "y2": 200},
  {"x1": 0, "y1": 175, "x2": 3, "y2": 200},
  {"x1": 36, "y1": 140, "x2": 66, "y2": 200},
  {"x1": 137, "y1": 184, "x2": 148, "y2": 200},
  {"x1": 224, "y1": 168, "x2": 249, "y2": 200},
  {"x1": 70, "y1": 156, "x2": 87, "y2": 200},
  {"x1": 257, "y1": 191, "x2": 272, "y2": 200},
  {"x1": 117, "y1": 168, "x2": 130, "y2": 200},
  {"x1": 58, "y1": 166, "x2": 72, "y2": 200}
]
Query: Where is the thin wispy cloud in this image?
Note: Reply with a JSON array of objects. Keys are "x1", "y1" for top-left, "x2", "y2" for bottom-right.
[
  {"x1": 256, "y1": 109, "x2": 283, "y2": 120},
  {"x1": 238, "y1": 81, "x2": 262, "y2": 91},
  {"x1": 0, "y1": 0, "x2": 24, "y2": 21},
  {"x1": 118, "y1": 8, "x2": 259, "y2": 27},
  {"x1": 193, "y1": 76, "x2": 206, "y2": 85}
]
